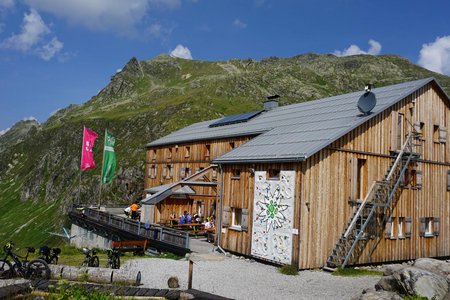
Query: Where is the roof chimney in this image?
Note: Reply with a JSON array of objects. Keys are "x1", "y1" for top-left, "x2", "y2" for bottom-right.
[{"x1": 264, "y1": 95, "x2": 280, "y2": 111}]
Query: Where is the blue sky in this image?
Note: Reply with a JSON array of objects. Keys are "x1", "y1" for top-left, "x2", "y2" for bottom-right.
[{"x1": 1, "y1": 0, "x2": 450, "y2": 134}]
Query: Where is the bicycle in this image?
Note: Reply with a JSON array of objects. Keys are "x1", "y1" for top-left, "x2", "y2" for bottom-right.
[
  {"x1": 106, "y1": 249, "x2": 121, "y2": 269},
  {"x1": 0, "y1": 241, "x2": 51, "y2": 280},
  {"x1": 39, "y1": 245, "x2": 61, "y2": 265},
  {"x1": 80, "y1": 247, "x2": 99, "y2": 267}
]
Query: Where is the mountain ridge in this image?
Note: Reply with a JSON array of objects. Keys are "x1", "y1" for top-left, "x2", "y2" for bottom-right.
[{"x1": 0, "y1": 52, "x2": 449, "y2": 246}]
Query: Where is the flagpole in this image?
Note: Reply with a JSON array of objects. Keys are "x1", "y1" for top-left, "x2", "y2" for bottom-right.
[
  {"x1": 77, "y1": 126, "x2": 85, "y2": 205},
  {"x1": 98, "y1": 129, "x2": 106, "y2": 208}
]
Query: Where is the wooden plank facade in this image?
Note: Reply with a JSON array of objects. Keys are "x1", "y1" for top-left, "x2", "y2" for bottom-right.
[{"x1": 144, "y1": 81, "x2": 449, "y2": 269}]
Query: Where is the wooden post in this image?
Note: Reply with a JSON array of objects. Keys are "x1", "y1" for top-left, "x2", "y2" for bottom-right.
[{"x1": 188, "y1": 259, "x2": 193, "y2": 289}]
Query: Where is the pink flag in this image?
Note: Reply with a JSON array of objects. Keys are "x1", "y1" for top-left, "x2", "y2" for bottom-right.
[{"x1": 81, "y1": 127, "x2": 98, "y2": 170}]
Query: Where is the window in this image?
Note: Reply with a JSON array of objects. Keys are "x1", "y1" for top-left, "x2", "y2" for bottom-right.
[
  {"x1": 152, "y1": 150, "x2": 157, "y2": 161},
  {"x1": 420, "y1": 217, "x2": 439, "y2": 237},
  {"x1": 231, "y1": 207, "x2": 242, "y2": 229},
  {"x1": 398, "y1": 217, "x2": 404, "y2": 238},
  {"x1": 167, "y1": 148, "x2": 172, "y2": 160},
  {"x1": 425, "y1": 218, "x2": 433, "y2": 236},
  {"x1": 165, "y1": 164, "x2": 173, "y2": 179},
  {"x1": 149, "y1": 165, "x2": 157, "y2": 179},
  {"x1": 229, "y1": 142, "x2": 235, "y2": 149},
  {"x1": 212, "y1": 168, "x2": 217, "y2": 181},
  {"x1": 205, "y1": 144, "x2": 211, "y2": 158},
  {"x1": 185, "y1": 146, "x2": 190, "y2": 158},
  {"x1": 397, "y1": 113, "x2": 404, "y2": 149},
  {"x1": 185, "y1": 167, "x2": 191, "y2": 178},
  {"x1": 389, "y1": 217, "x2": 396, "y2": 239},
  {"x1": 231, "y1": 169, "x2": 241, "y2": 179},
  {"x1": 433, "y1": 125, "x2": 440, "y2": 143},
  {"x1": 268, "y1": 169, "x2": 280, "y2": 180}
]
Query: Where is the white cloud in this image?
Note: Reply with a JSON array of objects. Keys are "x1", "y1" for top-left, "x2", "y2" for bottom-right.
[
  {"x1": 116, "y1": 68, "x2": 122, "y2": 73},
  {"x1": 170, "y1": 44, "x2": 192, "y2": 59},
  {"x1": 334, "y1": 39, "x2": 382, "y2": 57},
  {"x1": 0, "y1": 127, "x2": 10, "y2": 136},
  {"x1": 0, "y1": 8, "x2": 63, "y2": 60},
  {"x1": 21, "y1": 0, "x2": 180, "y2": 35},
  {"x1": 418, "y1": 36, "x2": 450, "y2": 75},
  {"x1": 23, "y1": 116, "x2": 38, "y2": 122},
  {"x1": 1, "y1": 8, "x2": 50, "y2": 51},
  {"x1": 233, "y1": 18, "x2": 247, "y2": 29},
  {"x1": 38, "y1": 36, "x2": 63, "y2": 60}
]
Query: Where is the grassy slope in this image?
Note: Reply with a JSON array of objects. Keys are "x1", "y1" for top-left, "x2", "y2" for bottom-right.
[{"x1": 0, "y1": 53, "x2": 449, "y2": 248}]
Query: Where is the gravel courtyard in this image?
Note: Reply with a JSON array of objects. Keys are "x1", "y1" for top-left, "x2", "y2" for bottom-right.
[{"x1": 121, "y1": 238, "x2": 381, "y2": 300}]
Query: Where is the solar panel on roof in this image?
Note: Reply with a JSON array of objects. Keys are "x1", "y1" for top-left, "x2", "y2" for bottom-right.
[{"x1": 209, "y1": 110, "x2": 263, "y2": 127}]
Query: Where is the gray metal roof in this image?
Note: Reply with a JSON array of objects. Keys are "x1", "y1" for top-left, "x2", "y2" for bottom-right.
[{"x1": 146, "y1": 78, "x2": 443, "y2": 163}]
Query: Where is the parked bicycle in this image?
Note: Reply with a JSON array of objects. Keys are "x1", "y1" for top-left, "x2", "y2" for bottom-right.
[
  {"x1": 80, "y1": 247, "x2": 99, "y2": 267},
  {"x1": 106, "y1": 249, "x2": 121, "y2": 269},
  {"x1": 0, "y1": 241, "x2": 51, "y2": 280},
  {"x1": 39, "y1": 245, "x2": 61, "y2": 265}
]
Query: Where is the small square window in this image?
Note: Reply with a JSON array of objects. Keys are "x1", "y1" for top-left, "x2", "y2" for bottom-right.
[
  {"x1": 185, "y1": 146, "x2": 191, "y2": 158},
  {"x1": 425, "y1": 217, "x2": 434, "y2": 236},
  {"x1": 165, "y1": 165, "x2": 173, "y2": 179},
  {"x1": 231, "y1": 207, "x2": 242, "y2": 229},
  {"x1": 205, "y1": 144, "x2": 211, "y2": 158},
  {"x1": 152, "y1": 150, "x2": 157, "y2": 161},
  {"x1": 231, "y1": 169, "x2": 241, "y2": 179},
  {"x1": 168, "y1": 148, "x2": 172, "y2": 160},
  {"x1": 390, "y1": 217, "x2": 396, "y2": 239},
  {"x1": 433, "y1": 125, "x2": 440, "y2": 143},
  {"x1": 268, "y1": 169, "x2": 280, "y2": 180},
  {"x1": 229, "y1": 142, "x2": 235, "y2": 149},
  {"x1": 149, "y1": 165, "x2": 157, "y2": 179}
]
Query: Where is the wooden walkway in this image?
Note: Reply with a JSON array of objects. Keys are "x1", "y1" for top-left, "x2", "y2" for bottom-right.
[{"x1": 0, "y1": 279, "x2": 232, "y2": 300}]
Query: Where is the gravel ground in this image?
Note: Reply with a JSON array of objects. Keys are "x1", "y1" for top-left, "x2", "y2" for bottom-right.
[{"x1": 121, "y1": 239, "x2": 381, "y2": 300}]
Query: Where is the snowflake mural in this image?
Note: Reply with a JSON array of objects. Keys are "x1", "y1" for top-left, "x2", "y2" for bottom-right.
[
  {"x1": 251, "y1": 171, "x2": 295, "y2": 264},
  {"x1": 256, "y1": 184, "x2": 289, "y2": 232}
]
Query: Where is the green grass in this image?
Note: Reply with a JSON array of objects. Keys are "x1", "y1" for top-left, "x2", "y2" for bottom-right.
[
  {"x1": 331, "y1": 267, "x2": 383, "y2": 277},
  {"x1": 403, "y1": 295, "x2": 428, "y2": 300},
  {"x1": 278, "y1": 265, "x2": 298, "y2": 276}
]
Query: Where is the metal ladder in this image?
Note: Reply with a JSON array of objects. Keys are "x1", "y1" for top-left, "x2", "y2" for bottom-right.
[{"x1": 325, "y1": 132, "x2": 420, "y2": 269}]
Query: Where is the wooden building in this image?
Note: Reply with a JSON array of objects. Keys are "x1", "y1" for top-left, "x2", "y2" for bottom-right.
[{"x1": 142, "y1": 78, "x2": 450, "y2": 269}]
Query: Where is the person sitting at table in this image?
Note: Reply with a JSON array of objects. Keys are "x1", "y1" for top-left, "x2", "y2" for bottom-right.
[
  {"x1": 169, "y1": 212, "x2": 178, "y2": 225},
  {"x1": 204, "y1": 216, "x2": 215, "y2": 229},
  {"x1": 184, "y1": 211, "x2": 192, "y2": 223},
  {"x1": 179, "y1": 213, "x2": 186, "y2": 224}
]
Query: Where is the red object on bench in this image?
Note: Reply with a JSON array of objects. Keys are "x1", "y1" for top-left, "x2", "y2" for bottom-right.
[{"x1": 112, "y1": 240, "x2": 148, "y2": 253}]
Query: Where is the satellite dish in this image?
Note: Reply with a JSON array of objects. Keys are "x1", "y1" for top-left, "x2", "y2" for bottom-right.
[{"x1": 357, "y1": 91, "x2": 377, "y2": 115}]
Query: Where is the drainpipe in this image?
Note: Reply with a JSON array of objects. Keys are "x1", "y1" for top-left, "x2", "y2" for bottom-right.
[{"x1": 216, "y1": 164, "x2": 224, "y2": 251}]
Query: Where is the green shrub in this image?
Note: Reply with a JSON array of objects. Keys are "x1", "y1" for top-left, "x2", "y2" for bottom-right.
[
  {"x1": 278, "y1": 265, "x2": 298, "y2": 276},
  {"x1": 332, "y1": 267, "x2": 383, "y2": 277}
]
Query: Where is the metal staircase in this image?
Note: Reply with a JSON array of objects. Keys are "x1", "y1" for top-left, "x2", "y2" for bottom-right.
[{"x1": 326, "y1": 132, "x2": 420, "y2": 269}]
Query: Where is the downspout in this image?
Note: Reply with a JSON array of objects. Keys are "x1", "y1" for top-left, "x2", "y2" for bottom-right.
[{"x1": 216, "y1": 163, "x2": 225, "y2": 253}]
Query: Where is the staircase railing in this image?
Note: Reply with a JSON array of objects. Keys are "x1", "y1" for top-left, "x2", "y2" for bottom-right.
[{"x1": 326, "y1": 132, "x2": 418, "y2": 269}]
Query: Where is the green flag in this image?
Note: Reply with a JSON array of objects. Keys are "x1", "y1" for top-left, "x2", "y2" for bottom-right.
[{"x1": 101, "y1": 130, "x2": 117, "y2": 184}]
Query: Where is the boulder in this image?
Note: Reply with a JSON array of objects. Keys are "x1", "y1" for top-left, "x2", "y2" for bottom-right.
[
  {"x1": 413, "y1": 258, "x2": 450, "y2": 279},
  {"x1": 382, "y1": 264, "x2": 405, "y2": 276},
  {"x1": 376, "y1": 266, "x2": 448, "y2": 300},
  {"x1": 351, "y1": 289, "x2": 402, "y2": 300}
]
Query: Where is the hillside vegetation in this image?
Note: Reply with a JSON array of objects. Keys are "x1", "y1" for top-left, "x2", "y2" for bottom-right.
[{"x1": 0, "y1": 53, "x2": 449, "y2": 246}]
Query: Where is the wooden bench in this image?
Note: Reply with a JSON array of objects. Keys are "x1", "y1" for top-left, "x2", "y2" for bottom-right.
[{"x1": 112, "y1": 240, "x2": 148, "y2": 254}]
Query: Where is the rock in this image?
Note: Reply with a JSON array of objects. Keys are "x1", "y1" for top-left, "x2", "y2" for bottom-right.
[
  {"x1": 413, "y1": 258, "x2": 450, "y2": 279},
  {"x1": 376, "y1": 266, "x2": 448, "y2": 300},
  {"x1": 383, "y1": 264, "x2": 405, "y2": 276},
  {"x1": 351, "y1": 289, "x2": 402, "y2": 300},
  {"x1": 167, "y1": 276, "x2": 180, "y2": 288}
]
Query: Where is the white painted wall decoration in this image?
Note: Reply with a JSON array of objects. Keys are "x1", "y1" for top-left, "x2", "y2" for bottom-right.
[{"x1": 251, "y1": 171, "x2": 295, "y2": 264}]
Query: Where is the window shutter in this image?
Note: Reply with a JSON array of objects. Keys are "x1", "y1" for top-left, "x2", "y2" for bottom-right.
[
  {"x1": 439, "y1": 126, "x2": 447, "y2": 143},
  {"x1": 447, "y1": 170, "x2": 450, "y2": 191},
  {"x1": 433, "y1": 217, "x2": 440, "y2": 236},
  {"x1": 155, "y1": 165, "x2": 158, "y2": 178},
  {"x1": 416, "y1": 170, "x2": 422, "y2": 189},
  {"x1": 222, "y1": 206, "x2": 230, "y2": 227},
  {"x1": 385, "y1": 217, "x2": 392, "y2": 238},
  {"x1": 419, "y1": 217, "x2": 426, "y2": 237},
  {"x1": 163, "y1": 166, "x2": 167, "y2": 178},
  {"x1": 196, "y1": 167, "x2": 200, "y2": 173},
  {"x1": 180, "y1": 168, "x2": 185, "y2": 179},
  {"x1": 405, "y1": 217, "x2": 412, "y2": 238},
  {"x1": 170, "y1": 165, "x2": 173, "y2": 178},
  {"x1": 241, "y1": 208, "x2": 249, "y2": 231},
  {"x1": 350, "y1": 158, "x2": 358, "y2": 200}
]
